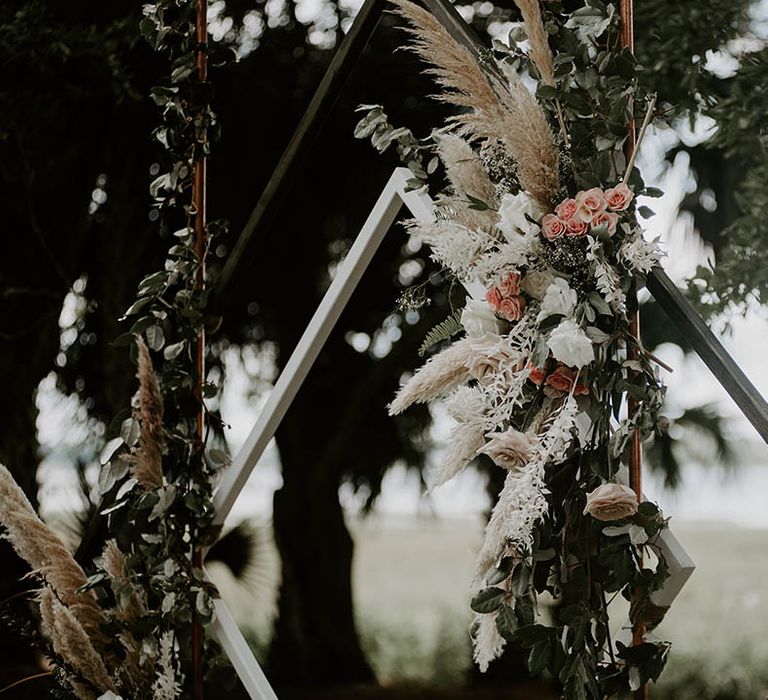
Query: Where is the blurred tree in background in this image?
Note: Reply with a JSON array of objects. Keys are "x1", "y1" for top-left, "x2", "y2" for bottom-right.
[{"x1": 0, "y1": 0, "x2": 765, "y2": 691}]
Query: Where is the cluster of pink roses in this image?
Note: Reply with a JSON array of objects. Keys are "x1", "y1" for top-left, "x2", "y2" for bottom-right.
[
  {"x1": 485, "y1": 271, "x2": 526, "y2": 322},
  {"x1": 540, "y1": 182, "x2": 633, "y2": 241},
  {"x1": 529, "y1": 361, "x2": 589, "y2": 397}
]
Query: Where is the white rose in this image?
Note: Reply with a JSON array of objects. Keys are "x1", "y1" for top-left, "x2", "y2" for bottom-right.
[
  {"x1": 461, "y1": 299, "x2": 503, "y2": 338},
  {"x1": 547, "y1": 319, "x2": 594, "y2": 368},
  {"x1": 538, "y1": 278, "x2": 578, "y2": 322},
  {"x1": 520, "y1": 269, "x2": 557, "y2": 300},
  {"x1": 584, "y1": 483, "x2": 638, "y2": 521},
  {"x1": 497, "y1": 191, "x2": 542, "y2": 242}
]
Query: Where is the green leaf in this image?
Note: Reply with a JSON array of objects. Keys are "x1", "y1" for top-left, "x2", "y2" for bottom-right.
[
  {"x1": 528, "y1": 640, "x2": 551, "y2": 676},
  {"x1": 637, "y1": 205, "x2": 656, "y2": 219},
  {"x1": 495, "y1": 604, "x2": 518, "y2": 640},
  {"x1": 418, "y1": 309, "x2": 464, "y2": 356},
  {"x1": 470, "y1": 587, "x2": 506, "y2": 614},
  {"x1": 146, "y1": 324, "x2": 165, "y2": 351}
]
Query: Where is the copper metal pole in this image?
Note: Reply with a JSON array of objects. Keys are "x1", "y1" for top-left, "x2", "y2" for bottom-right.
[
  {"x1": 192, "y1": 0, "x2": 208, "y2": 697},
  {"x1": 619, "y1": 1, "x2": 648, "y2": 698}
]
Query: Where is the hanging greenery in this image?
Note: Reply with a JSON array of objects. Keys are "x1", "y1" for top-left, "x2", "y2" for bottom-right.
[
  {"x1": 0, "y1": 1, "x2": 234, "y2": 696},
  {"x1": 358, "y1": 0, "x2": 674, "y2": 696}
]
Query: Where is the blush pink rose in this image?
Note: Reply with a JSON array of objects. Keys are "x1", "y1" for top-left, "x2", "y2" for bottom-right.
[
  {"x1": 584, "y1": 483, "x2": 638, "y2": 521},
  {"x1": 565, "y1": 217, "x2": 589, "y2": 237},
  {"x1": 555, "y1": 198, "x2": 578, "y2": 221},
  {"x1": 485, "y1": 287, "x2": 503, "y2": 311},
  {"x1": 499, "y1": 271, "x2": 522, "y2": 297},
  {"x1": 576, "y1": 187, "x2": 608, "y2": 223},
  {"x1": 498, "y1": 295, "x2": 526, "y2": 321},
  {"x1": 605, "y1": 182, "x2": 633, "y2": 211},
  {"x1": 541, "y1": 213, "x2": 566, "y2": 241},
  {"x1": 591, "y1": 211, "x2": 619, "y2": 236}
]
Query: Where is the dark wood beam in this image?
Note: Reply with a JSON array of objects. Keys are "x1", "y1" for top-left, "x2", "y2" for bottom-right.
[{"x1": 646, "y1": 268, "x2": 768, "y2": 442}]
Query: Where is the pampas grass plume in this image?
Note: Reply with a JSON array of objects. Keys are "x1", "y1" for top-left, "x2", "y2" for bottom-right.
[{"x1": 0, "y1": 465, "x2": 108, "y2": 647}]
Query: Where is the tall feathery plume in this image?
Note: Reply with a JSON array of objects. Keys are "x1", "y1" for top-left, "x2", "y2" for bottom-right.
[
  {"x1": 0, "y1": 465, "x2": 108, "y2": 647},
  {"x1": 493, "y1": 63, "x2": 560, "y2": 209},
  {"x1": 428, "y1": 385, "x2": 489, "y2": 489},
  {"x1": 102, "y1": 540, "x2": 150, "y2": 689},
  {"x1": 389, "y1": 338, "x2": 474, "y2": 415},
  {"x1": 39, "y1": 588, "x2": 116, "y2": 699},
  {"x1": 472, "y1": 610, "x2": 506, "y2": 672},
  {"x1": 389, "y1": 0, "x2": 560, "y2": 209},
  {"x1": 513, "y1": 0, "x2": 569, "y2": 147},
  {"x1": 514, "y1": 0, "x2": 554, "y2": 85},
  {"x1": 436, "y1": 134, "x2": 498, "y2": 230},
  {"x1": 127, "y1": 339, "x2": 165, "y2": 489}
]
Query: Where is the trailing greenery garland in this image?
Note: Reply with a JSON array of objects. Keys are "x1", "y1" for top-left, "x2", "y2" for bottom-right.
[
  {"x1": 358, "y1": 0, "x2": 674, "y2": 696},
  {"x1": 0, "y1": 2, "x2": 234, "y2": 696}
]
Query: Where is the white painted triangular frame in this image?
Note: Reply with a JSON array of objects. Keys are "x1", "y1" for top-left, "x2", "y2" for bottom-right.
[{"x1": 208, "y1": 167, "x2": 694, "y2": 698}]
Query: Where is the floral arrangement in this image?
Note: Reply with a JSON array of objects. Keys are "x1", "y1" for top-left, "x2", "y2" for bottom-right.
[{"x1": 358, "y1": 0, "x2": 674, "y2": 695}]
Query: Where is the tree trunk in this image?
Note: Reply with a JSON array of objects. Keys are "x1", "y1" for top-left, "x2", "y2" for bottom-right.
[{"x1": 267, "y1": 437, "x2": 374, "y2": 687}]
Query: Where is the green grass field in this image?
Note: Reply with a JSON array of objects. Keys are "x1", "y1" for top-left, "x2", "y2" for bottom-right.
[{"x1": 212, "y1": 516, "x2": 768, "y2": 698}]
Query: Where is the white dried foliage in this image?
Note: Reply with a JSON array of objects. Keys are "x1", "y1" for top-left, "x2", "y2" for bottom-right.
[
  {"x1": 472, "y1": 611, "x2": 506, "y2": 672},
  {"x1": 151, "y1": 632, "x2": 181, "y2": 700},
  {"x1": 429, "y1": 386, "x2": 489, "y2": 489},
  {"x1": 586, "y1": 236, "x2": 625, "y2": 311},
  {"x1": 403, "y1": 217, "x2": 490, "y2": 278},
  {"x1": 389, "y1": 338, "x2": 474, "y2": 415},
  {"x1": 472, "y1": 238, "x2": 542, "y2": 287},
  {"x1": 473, "y1": 396, "x2": 578, "y2": 581},
  {"x1": 619, "y1": 233, "x2": 663, "y2": 274}
]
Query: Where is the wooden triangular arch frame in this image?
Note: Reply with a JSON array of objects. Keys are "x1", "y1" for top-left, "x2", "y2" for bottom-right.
[
  {"x1": 207, "y1": 0, "x2": 768, "y2": 696},
  {"x1": 210, "y1": 167, "x2": 702, "y2": 697}
]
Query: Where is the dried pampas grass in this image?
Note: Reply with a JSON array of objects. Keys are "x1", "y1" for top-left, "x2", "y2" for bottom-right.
[
  {"x1": 389, "y1": 339, "x2": 474, "y2": 415},
  {"x1": 127, "y1": 339, "x2": 164, "y2": 489},
  {"x1": 436, "y1": 134, "x2": 498, "y2": 230},
  {"x1": 514, "y1": 0, "x2": 554, "y2": 86},
  {"x1": 39, "y1": 588, "x2": 116, "y2": 698},
  {"x1": 390, "y1": 0, "x2": 560, "y2": 209},
  {"x1": 0, "y1": 465, "x2": 108, "y2": 647}
]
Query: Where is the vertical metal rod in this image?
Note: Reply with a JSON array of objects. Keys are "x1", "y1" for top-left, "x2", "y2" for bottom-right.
[
  {"x1": 193, "y1": 0, "x2": 208, "y2": 697},
  {"x1": 620, "y1": 1, "x2": 647, "y2": 698}
]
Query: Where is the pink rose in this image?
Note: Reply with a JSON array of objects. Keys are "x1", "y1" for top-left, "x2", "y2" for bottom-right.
[
  {"x1": 605, "y1": 182, "x2": 633, "y2": 211},
  {"x1": 555, "y1": 198, "x2": 578, "y2": 221},
  {"x1": 565, "y1": 217, "x2": 589, "y2": 237},
  {"x1": 544, "y1": 364, "x2": 591, "y2": 396},
  {"x1": 541, "y1": 213, "x2": 566, "y2": 241},
  {"x1": 576, "y1": 187, "x2": 608, "y2": 223},
  {"x1": 498, "y1": 295, "x2": 526, "y2": 321},
  {"x1": 528, "y1": 363, "x2": 546, "y2": 385},
  {"x1": 591, "y1": 211, "x2": 619, "y2": 236},
  {"x1": 584, "y1": 483, "x2": 638, "y2": 521},
  {"x1": 499, "y1": 271, "x2": 522, "y2": 297},
  {"x1": 485, "y1": 287, "x2": 503, "y2": 311}
]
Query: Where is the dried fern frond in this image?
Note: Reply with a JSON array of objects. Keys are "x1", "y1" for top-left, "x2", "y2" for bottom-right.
[
  {"x1": 390, "y1": 0, "x2": 560, "y2": 209},
  {"x1": 0, "y1": 465, "x2": 108, "y2": 648},
  {"x1": 39, "y1": 588, "x2": 116, "y2": 698},
  {"x1": 126, "y1": 339, "x2": 164, "y2": 489},
  {"x1": 418, "y1": 308, "x2": 464, "y2": 356},
  {"x1": 389, "y1": 338, "x2": 474, "y2": 415}
]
